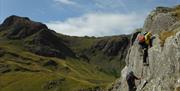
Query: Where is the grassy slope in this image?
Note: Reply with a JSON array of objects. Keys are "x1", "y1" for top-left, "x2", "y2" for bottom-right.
[
  {"x1": 59, "y1": 35, "x2": 127, "y2": 77},
  {"x1": 56, "y1": 34, "x2": 98, "y2": 53},
  {"x1": 0, "y1": 37, "x2": 115, "y2": 91}
]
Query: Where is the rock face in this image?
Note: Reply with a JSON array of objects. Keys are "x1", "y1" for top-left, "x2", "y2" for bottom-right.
[
  {"x1": 143, "y1": 7, "x2": 177, "y2": 34},
  {"x1": 90, "y1": 35, "x2": 130, "y2": 58},
  {"x1": 110, "y1": 6, "x2": 180, "y2": 91},
  {"x1": 110, "y1": 29, "x2": 180, "y2": 91}
]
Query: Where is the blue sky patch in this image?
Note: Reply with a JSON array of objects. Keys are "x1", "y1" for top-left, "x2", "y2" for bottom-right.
[{"x1": 1, "y1": 0, "x2": 180, "y2": 36}]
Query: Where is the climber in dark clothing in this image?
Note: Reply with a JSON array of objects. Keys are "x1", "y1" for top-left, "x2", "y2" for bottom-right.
[{"x1": 126, "y1": 71, "x2": 141, "y2": 91}]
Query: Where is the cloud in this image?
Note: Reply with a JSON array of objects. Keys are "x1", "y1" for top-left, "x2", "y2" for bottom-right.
[
  {"x1": 94, "y1": 0, "x2": 129, "y2": 13},
  {"x1": 46, "y1": 13, "x2": 147, "y2": 37},
  {"x1": 54, "y1": 0, "x2": 76, "y2": 5},
  {"x1": 53, "y1": 0, "x2": 129, "y2": 13}
]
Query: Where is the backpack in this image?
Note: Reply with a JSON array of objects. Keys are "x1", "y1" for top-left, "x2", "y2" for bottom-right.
[{"x1": 137, "y1": 33, "x2": 145, "y2": 43}]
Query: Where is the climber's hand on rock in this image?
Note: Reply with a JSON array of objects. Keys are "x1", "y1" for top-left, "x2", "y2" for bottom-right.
[{"x1": 138, "y1": 77, "x2": 143, "y2": 80}]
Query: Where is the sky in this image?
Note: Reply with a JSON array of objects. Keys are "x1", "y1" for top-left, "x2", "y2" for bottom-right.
[{"x1": 0, "y1": 0, "x2": 180, "y2": 36}]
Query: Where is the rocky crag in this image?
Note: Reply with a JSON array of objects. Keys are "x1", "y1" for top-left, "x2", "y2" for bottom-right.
[{"x1": 109, "y1": 5, "x2": 180, "y2": 91}]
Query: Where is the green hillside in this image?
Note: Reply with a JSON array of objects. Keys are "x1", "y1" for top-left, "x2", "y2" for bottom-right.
[
  {"x1": 0, "y1": 38, "x2": 115, "y2": 91},
  {"x1": 0, "y1": 15, "x2": 130, "y2": 91}
]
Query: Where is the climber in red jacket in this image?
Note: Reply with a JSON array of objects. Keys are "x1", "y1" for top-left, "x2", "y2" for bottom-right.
[{"x1": 137, "y1": 31, "x2": 155, "y2": 66}]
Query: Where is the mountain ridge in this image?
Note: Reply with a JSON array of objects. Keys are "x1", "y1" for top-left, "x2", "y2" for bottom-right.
[{"x1": 0, "y1": 15, "x2": 130, "y2": 91}]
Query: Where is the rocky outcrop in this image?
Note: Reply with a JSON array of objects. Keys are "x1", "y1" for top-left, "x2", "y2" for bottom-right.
[
  {"x1": 110, "y1": 29, "x2": 180, "y2": 91},
  {"x1": 110, "y1": 5, "x2": 180, "y2": 91},
  {"x1": 43, "y1": 78, "x2": 66, "y2": 90},
  {"x1": 90, "y1": 35, "x2": 130, "y2": 57},
  {"x1": 143, "y1": 7, "x2": 177, "y2": 34},
  {"x1": 43, "y1": 60, "x2": 58, "y2": 68}
]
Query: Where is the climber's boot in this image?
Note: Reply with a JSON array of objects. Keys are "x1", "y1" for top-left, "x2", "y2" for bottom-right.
[{"x1": 143, "y1": 63, "x2": 149, "y2": 66}]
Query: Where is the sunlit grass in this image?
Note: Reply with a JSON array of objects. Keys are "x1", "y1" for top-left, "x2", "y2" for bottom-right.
[{"x1": 0, "y1": 38, "x2": 115, "y2": 91}]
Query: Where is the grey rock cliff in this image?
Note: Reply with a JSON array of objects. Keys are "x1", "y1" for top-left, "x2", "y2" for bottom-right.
[
  {"x1": 110, "y1": 29, "x2": 180, "y2": 91},
  {"x1": 143, "y1": 7, "x2": 177, "y2": 34},
  {"x1": 109, "y1": 6, "x2": 180, "y2": 91}
]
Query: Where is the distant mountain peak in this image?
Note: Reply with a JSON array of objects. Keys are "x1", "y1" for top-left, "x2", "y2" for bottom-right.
[
  {"x1": 1, "y1": 15, "x2": 48, "y2": 30},
  {"x1": 0, "y1": 15, "x2": 76, "y2": 58},
  {"x1": 0, "y1": 15, "x2": 48, "y2": 39},
  {"x1": 2, "y1": 15, "x2": 31, "y2": 26}
]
